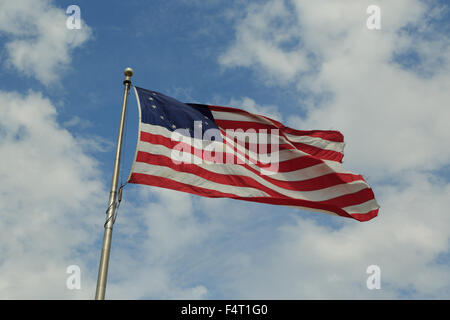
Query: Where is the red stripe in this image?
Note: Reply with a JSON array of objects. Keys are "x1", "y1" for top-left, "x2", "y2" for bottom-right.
[
  {"x1": 276, "y1": 156, "x2": 323, "y2": 172},
  {"x1": 216, "y1": 120, "x2": 343, "y2": 162},
  {"x1": 129, "y1": 172, "x2": 376, "y2": 221},
  {"x1": 129, "y1": 172, "x2": 248, "y2": 199},
  {"x1": 136, "y1": 148, "x2": 364, "y2": 192},
  {"x1": 220, "y1": 129, "x2": 344, "y2": 164},
  {"x1": 136, "y1": 151, "x2": 289, "y2": 198},
  {"x1": 218, "y1": 130, "x2": 340, "y2": 170},
  {"x1": 215, "y1": 119, "x2": 284, "y2": 131},
  {"x1": 350, "y1": 209, "x2": 379, "y2": 221},
  {"x1": 220, "y1": 132, "x2": 295, "y2": 154},
  {"x1": 320, "y1": 187, "x2": 376, "y2": 209},
  {"x1": 206, "y1": 104, "x2": 343, "y2": 142},
  {"x1": 135, "y1": 150, "x2": 376, "y2": 208},
  {"x1": 139, "y1": 130, "x2": 319, "y2": 172},
  {"x1": 138, "y1": 132, "x2": 362, "y2": 189},
  {"x1": 290, "y1": 141, "x2": 343, "y2": 162}
]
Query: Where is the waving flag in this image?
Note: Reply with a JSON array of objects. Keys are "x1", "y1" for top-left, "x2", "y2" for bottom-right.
[{"x1": 128, "y1": 86, "x2": 379, "y2": 221}]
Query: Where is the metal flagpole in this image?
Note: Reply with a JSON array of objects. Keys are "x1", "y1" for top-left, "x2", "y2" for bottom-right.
[{"x1": 95, "y1": 67, "x2": 134, "y2": 300}]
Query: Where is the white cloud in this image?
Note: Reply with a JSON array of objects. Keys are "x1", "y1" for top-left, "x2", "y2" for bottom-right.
[
  {"x1": 220, "y1": 0, "x2": 450, "y2": 177},
  {"x1": 219, "y1": 0, "x2": 308, "y2": 83},
  {"x1": 0, "y1": 0, "x2": 91, "y2": 85},
  {"x1": 223, "y1": 173, "x2": 450, "y2": 299},
  {"x1": 1, "y1": 0, "x2": 449, "y2": 300},
  {"x1": 0, "y1": 1, "x2": 215, "y2": 299},
  {"x1": 229, "y1": 97, "x2": 283, "y2": 122},
  {"x1": 0, "y1": 100, "x2": 221, "y2": 299},
  {"x1": 103, "y1": 187, "x2": 221, "y2": 299},
  {"x1": 63, "y1": 116, "x2": 93, "y2": 129},
  {"x1": 0, "y1": 90, "x2": 104, "y2": 298},
  {"x1": 0, "y1": 91, "x2": 214, "y2": 299},
  {"x1": 217, "y1": 0, "x2": 450, "y2": 298},
  {"x1": 287, "y1": 0, "x2": 450, "y2": 177}
]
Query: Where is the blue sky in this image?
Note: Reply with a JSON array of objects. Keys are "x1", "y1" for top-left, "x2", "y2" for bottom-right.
[{"x1": 0, "y1": 0, "x2": 449, "y2": 299}]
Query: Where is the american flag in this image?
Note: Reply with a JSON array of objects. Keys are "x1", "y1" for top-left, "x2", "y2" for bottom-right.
[{"x1": 128, "y1": 86, "x2": 379, "y2": 221}]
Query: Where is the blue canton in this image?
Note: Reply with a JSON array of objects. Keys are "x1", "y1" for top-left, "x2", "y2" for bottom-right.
[{"x1": 135, "y1": 86, "x2": 219, "y2": 139}]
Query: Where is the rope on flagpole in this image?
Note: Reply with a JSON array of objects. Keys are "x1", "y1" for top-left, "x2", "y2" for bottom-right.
[{"x1": 103, "y1": 183, "x2": 125, "y2": 228}]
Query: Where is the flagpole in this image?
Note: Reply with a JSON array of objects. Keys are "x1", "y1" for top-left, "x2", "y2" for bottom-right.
[{"x1": 95, "y1": 67, "x2": 133, "y2": 300}]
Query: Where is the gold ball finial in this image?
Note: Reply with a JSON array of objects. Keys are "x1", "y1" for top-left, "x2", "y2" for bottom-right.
[{"x1": 124, "y1": 67, "x2": 134, "y2": 77}]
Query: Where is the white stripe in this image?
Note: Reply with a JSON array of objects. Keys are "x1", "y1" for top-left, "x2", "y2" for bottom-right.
[
  {"x1": 343, "y1": 199, "x2": 380, "y2": 214},
  {"x1": 141, "y1": 123, "x2": 352, "y2": 181},
  {"x1": 136, "y1": 142, "x2": 371, "y2": 202},
  {"x1": 211, "y1": 110, "x2": 344, "y2": 152},
  {"x1": 220, "y1": 122, "x2": 344, "y2": 153},
  {"x1": 138, "y1": 138, "x2": 349, "y2": 182},
  {"x1": 132, "y1": 161, "x2": 270, "y2": 198},
  {"x1": 211, "y1": 110, "x2": 274, "y2": 125},
  {"x1": 139, "y1": 123, "x2": 354, "y2": 180},
  {"x1": 221, "y1": 128, "x2": 351, "y2": 177},
  {"x1": 262, "y1": 162, "x2": 354, "y2": 181},
  {"x1": 284, "y1": 133, "x2": 345, "y2": 152},
  {"x1": 140, "y1": 122, "x2": 302, "y2": 163},
  {"x1": 128, "y1": 86, "x2": 144, "y2": 182},
  {"x1": 138, "y1": 141, "x2": 335, "y2": 185},
  {"x1": 220, "y1": 132, "x2": 298, "y2": 166}
]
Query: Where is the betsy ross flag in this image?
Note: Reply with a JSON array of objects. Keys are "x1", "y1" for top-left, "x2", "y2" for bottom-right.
[{"x1": 128, "y1": 86, "x2": 379, "y2": 221}]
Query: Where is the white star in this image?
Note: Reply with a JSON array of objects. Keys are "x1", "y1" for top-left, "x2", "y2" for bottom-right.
[
  {"x1": 160, "y1": 115, "x2": 164, "y2": 120},
  {"x1": 171, "y1": 124, "x2": 176, "y2": 129},
  {"x1": 149, "y1": 97, "x2": 153, "y2": 101},
  {"x1": 152, "y1": 105, "x2": 156, "y2": 109}
]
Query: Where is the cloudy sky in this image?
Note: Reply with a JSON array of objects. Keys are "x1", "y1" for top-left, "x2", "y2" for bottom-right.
[{"x1": 0, "y1": 0, "x2": 449, "y2": 299}]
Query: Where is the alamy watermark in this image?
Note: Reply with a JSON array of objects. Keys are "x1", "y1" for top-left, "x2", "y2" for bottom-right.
[
  {"x1": 366, "y1": 5, "x2": 381, "y2": 30},
  {"x1": 366, "y1": 265, "x2": 381, "y2": 290},
  {"x1": 66, "y1": 5, "x2": 81, "y2": 30},
  {"x1": 169, "y1": 122, "x2": 280, "y2": 174},
  {"x1": 66, "y1": 265, "x2": 81, "y2": 290}
]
